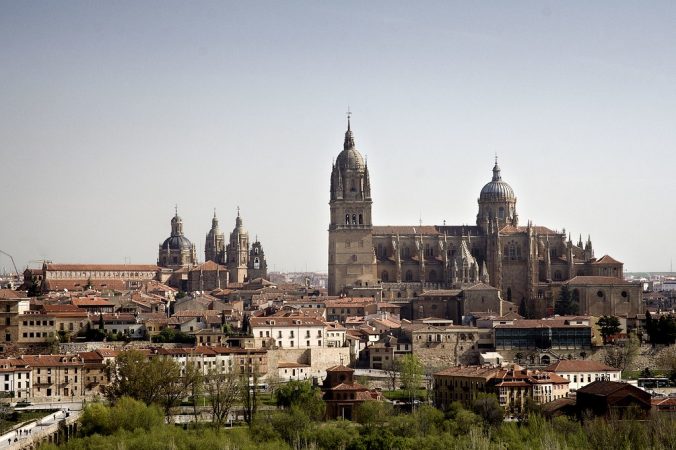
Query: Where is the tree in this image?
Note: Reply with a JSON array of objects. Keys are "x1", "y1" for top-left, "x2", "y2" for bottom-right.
[
  {"x1": 555, "y1": 285, "x2": 579, "y2": 316},
  {"x1": 275, "y1": 380, "x2": 325, "y2": 421},
  {"x1": 472, "y1": 393, "x2": 504, "y2": 427},
  {"x1": 354, "y1": 400, "x2": 392, "y2": 430},
  {"x1": 597, "y1": 316, "x2": 621, "y2": 344},
  {"x1": 204, "y1": 367, "x2": 239, "y2": 428},
  {"x1": 384, "y1": 360, "x2": 399, "y2": 391},
  {"x1": 604, "y1": 333, "x2": 639, "y2": 371},
  {"x1": 518, "y1": 298, "x2": 527, "y2": 318},
  {"x1": 240, "y1": 364, "x2": 260, "y2": 426},
  {"x1": 399, "y1": 354, "x2": 424, "y2": 407}
]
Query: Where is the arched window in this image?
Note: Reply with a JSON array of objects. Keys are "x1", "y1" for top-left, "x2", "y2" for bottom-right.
[
  {"x1": 405, "y1": 270, "x2": 413, "y2": 282},
  {"x1": 377, "y1": 244, "x2": 384, "y2": 258},
  {"x1": 381, "y1": 271, "x2": 389, "y2": 282},
  {"x1": 402, "y1": 247, "x2": 410, "y2": 258},
  {"x1": 352, "y1": 214, "x2": 357, "y2": 225},
  {"x1": 345, "y1": 214, "x2": 350, "y2": 225},
  {"x1": 498, "y1": 207, "x2": 505, "y2": 219},
  {"x1": 428, "y1": 270, "x2": 437, "y2": 282},
  {"x1": 254, "y1": 247, "x2": 259, "y2": 255},
  {"x1": 358, "y1": 214, "x2": 363, "y2": 225},
  {"x1": 253, "y1": 257, "x2": 260, "y2": 269}
]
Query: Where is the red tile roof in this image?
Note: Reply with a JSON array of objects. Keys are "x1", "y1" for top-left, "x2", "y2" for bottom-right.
[
  {"x1": 544, "y1": 360, "x2": 618, "y2": 373},
  {"x1": 46, "y1": 264, "x2": 158, "y2": 272}
]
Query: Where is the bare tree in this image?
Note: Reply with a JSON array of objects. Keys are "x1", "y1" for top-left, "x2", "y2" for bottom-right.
[{"x1": 205, "y1": 367, "x2": 240, "y2": 428}]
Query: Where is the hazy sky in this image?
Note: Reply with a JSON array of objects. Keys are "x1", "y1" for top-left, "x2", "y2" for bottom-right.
[{"x1": 1, "y1": 1, "x2": 674, "y2": 274}]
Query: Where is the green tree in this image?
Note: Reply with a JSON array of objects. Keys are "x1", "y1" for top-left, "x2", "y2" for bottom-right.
[
  {"x1": 204, "y1": 367, "x2": 239, "y2": 427},
  {"x1": 555, "y1": 285, "x2": 579, "y2": 316},
  {"x1": 471, "y1": 393, "x2": 504, "y2": 427},
  {"x1": 597, "y1": 315, "x2": 621, "y2": 344},
  {"x1": 398, "y1": 354, "x2": 424, "y2": 407},
  {"x1": 354, "y1": 400, "x2": 392, "y2": 430},
  {"x1": 275, "y1": 380, "x2": 325, "y2": 421}
]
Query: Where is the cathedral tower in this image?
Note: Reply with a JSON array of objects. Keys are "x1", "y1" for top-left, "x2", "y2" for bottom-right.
[
  {"x1": 248, "y1": 239, "x2": 268, "y2": 280},
  {"x1": 328, "y1": 116, "x2": 378, "y2": 295},
  {"x1": 477, "y1": 158, "x2": 518, "y2": 233},
  {"x1": 205, "y1": 209, "x2": 225, "y2": 263},
  {"x1": 158, "y1": 207, "x2": 197, "y2": 269},
  {"x1": 226, "y1": 208, "x2": 249, "y2": 283}
]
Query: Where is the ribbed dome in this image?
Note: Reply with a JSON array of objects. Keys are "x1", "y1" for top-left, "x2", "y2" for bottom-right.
[
  {"x1": 480, "y1": 162, "x2": 515, "y2": 201},
  {"x1": 162, "y1": 235, "x2": 193, "y2": 250},
  {"x1": 336, "y1": 147, "x2": 365, "y2": 171},
  {"x1": 336, "y1": 119, "x2": 365, "y2": 171}
]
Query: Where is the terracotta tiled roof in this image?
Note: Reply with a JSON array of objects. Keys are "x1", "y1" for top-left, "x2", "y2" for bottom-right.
[
  {"x1": 0, "y1": 289, "x2": 28, "y2": 299},
  {"x1": 72, "y1": 298, "x2": 114, "y2": 307},
  {"x1": 544, "y1": 360, "x2": 619, "y2": 373},
  {"x1": 434, "y1": 366, "x2": 499, "y2": 379},
  {"x1": 576, "y1": 380, "x2": 631, "y2": 396},
  {"x1": 42, "y1": 304, "x2": 81, "y2": 313},
  {"x1": 592, "y1": 255, "x2": 623, "y2": 265}
]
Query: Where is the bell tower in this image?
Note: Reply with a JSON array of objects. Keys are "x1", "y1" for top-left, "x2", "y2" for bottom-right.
[{"x1": 328, "y1": 115, "x2": 377, "y2": 295}]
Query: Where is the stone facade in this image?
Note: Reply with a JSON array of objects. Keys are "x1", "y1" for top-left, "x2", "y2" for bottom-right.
[
  {"x1": 327, "y1": 119, "x2": 636, "y2": 319},
  {"x1": 204, "y1": 209, "x2": 268, "y2": 284},
  {"x1": 158, "y1": 210, "x2": 197, "y2": 269}
]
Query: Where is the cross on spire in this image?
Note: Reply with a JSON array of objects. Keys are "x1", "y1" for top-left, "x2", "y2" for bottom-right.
[
  {"x1": 237, "y1": 206, "x2": 240, "y2": 217},
  {"x1": 174, "y1": 204, "x2": 178, "y2": 216},
  {"x1": 346, "y1": 106, "x2": 352, "y2": 131}
]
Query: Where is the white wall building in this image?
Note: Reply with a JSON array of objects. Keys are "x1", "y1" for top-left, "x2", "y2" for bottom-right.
[{"x1": 544, "y1": 360, "x2": 621, "y2": 392}]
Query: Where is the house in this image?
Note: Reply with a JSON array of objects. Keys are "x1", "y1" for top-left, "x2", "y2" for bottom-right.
[
  {"x1": 575, "y1": 380, "x2": 651, "y2": 418},
  {"x1": 250, "y1": 315, "x2": 336, "y2": 349},
  {"x1": 544, "y1": 360, "x2": 621, "y2": 392},
  {"x1": 321, "y1": 365, "x2": 382, "y2": 420},
  {"x1": 277, "y1": 362, "x2": 311, "y2": 381}
]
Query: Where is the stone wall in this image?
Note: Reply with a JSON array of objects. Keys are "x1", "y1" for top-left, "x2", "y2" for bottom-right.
[{"x1": 264, "y1": 347, "x2": 350, "y2": 381}]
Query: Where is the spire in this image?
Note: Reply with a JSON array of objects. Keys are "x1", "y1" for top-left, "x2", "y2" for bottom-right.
[
  {"x1": 344, "y1": 110, "x2": 355, "y2": 150},
  {"x1": 235, "y1": 207, "x2": 243, "y2": 228},
  {"x1": 492, "y1": 156, "x2": 502, "y2": 181}
]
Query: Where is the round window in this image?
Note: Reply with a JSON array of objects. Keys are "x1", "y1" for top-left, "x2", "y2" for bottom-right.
[
  {"x1": 621, "y1": 291, "x2": 628, "y2": 298},
  {"x1": 597, "y1": 290, "x2": 604, "y2": 298}
]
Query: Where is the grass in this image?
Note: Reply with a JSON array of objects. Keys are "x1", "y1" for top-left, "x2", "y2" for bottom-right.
[{"x1": 382, "y1": 389, "x2": 427, "y2": 401}]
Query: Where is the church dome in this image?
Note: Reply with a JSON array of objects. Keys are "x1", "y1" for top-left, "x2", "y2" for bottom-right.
[
  {"x1": 162, "y1": 235, "x2": 193, "y2": 250},
  {"x1": 336, "y1": 147, "x2": 365, "y2": 171},
  {"x1": 335, "y1": 118, "x2": 365, "y2": 171},
  {"x1": 480, "y1": 161, "x2": 515, "y2": 201}
]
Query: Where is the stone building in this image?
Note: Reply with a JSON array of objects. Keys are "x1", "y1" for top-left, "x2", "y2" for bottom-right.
[
  {"x1": 158, "y1": 209, "x2": 197, "y2": 269},
  {"x1": 327, "y1": 118, "x2": 635, "y2": 318},
  {"x1": 204, "y1": 209, "x2": 268, "y2": 283}
]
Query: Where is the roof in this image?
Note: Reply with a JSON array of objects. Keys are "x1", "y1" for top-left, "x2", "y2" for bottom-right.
[
  {"x1": 46, "y1": 264, "x2": 158, "y2": 272},
  {"x1": 0, "y1": 289, "x2": 28, "y2": 299},
  {"x1": 463, "y1": 283, "x2": 498, "y2": 291},
  {"x1": 372, "y1": 226, "x2": 440, "y2": 236},
  {"x1": 566, "y1": 276, "x2": 632, "y2": 286},
  {"x1": 72, "y1": 297, "x2": 114, "y2": 307},
  {"x1": 499, "y1": 225, "x2": 558, "y2": 235},
  {"x1": 495, "y1": 319, "x2": 590, "y2": 329},
  {"x1": 190, "y1": 260, "x2": 227, "y2": 271},
  {"x1": 592, "y1": 255, "x2": 623, "y2": 265},
  {"x1": 576, "y1": 380, "x2": 635, "y2": 396},
  {"x1": 434, "y1": 366, "x2": 499, "y2": 379},
  {"x1": 544, "y1": 360, "x2": 619, "y2": 373},
  {"x1": 250, "y1": 316, "x2": 327, "y2": 327}
]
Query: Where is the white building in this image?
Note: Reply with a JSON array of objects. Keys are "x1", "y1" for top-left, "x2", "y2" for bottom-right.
[
  {"x1": 250, "y1": 315, "x2": 342, "y2": 349},
  {"x1": 0, "y1": 358, "x2": 31, "y2": 400},
  {"x1": 544, "y1": 360, "x2": 621, "y2": 392},
  {"x1": 277, "y1": 362, "x2": 311, "y2": 381}
]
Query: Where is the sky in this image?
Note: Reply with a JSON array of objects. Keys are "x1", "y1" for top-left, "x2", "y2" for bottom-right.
[{"x1": 0, "y1": 1, "x2": 674, "y2": 274}]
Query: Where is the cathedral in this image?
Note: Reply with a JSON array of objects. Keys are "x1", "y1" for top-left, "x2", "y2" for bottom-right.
[
  {"x1": 204, "y1": 208, "x2": 268, "y2": 283},
  {"x1": 328, "y1": 118, "x2": 640, "y2": 318},
  {"x1": 158, "y1": 208, "x2": 267, "y2": 286}
]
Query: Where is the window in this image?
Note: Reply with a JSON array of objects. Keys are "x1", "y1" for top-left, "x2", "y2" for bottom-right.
[
  {"x1": 405, "y1": 270, "x2": 413, "y2": 282},
  {"x1": 352, "y1": 254, "x2": 357, "y2": 262},
  {"x1": 358, "y1": 214, "x2": 363, "y2": 225},
  {"x1": 381, "y1": 271, "x2": 389, "y2": 282}
]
